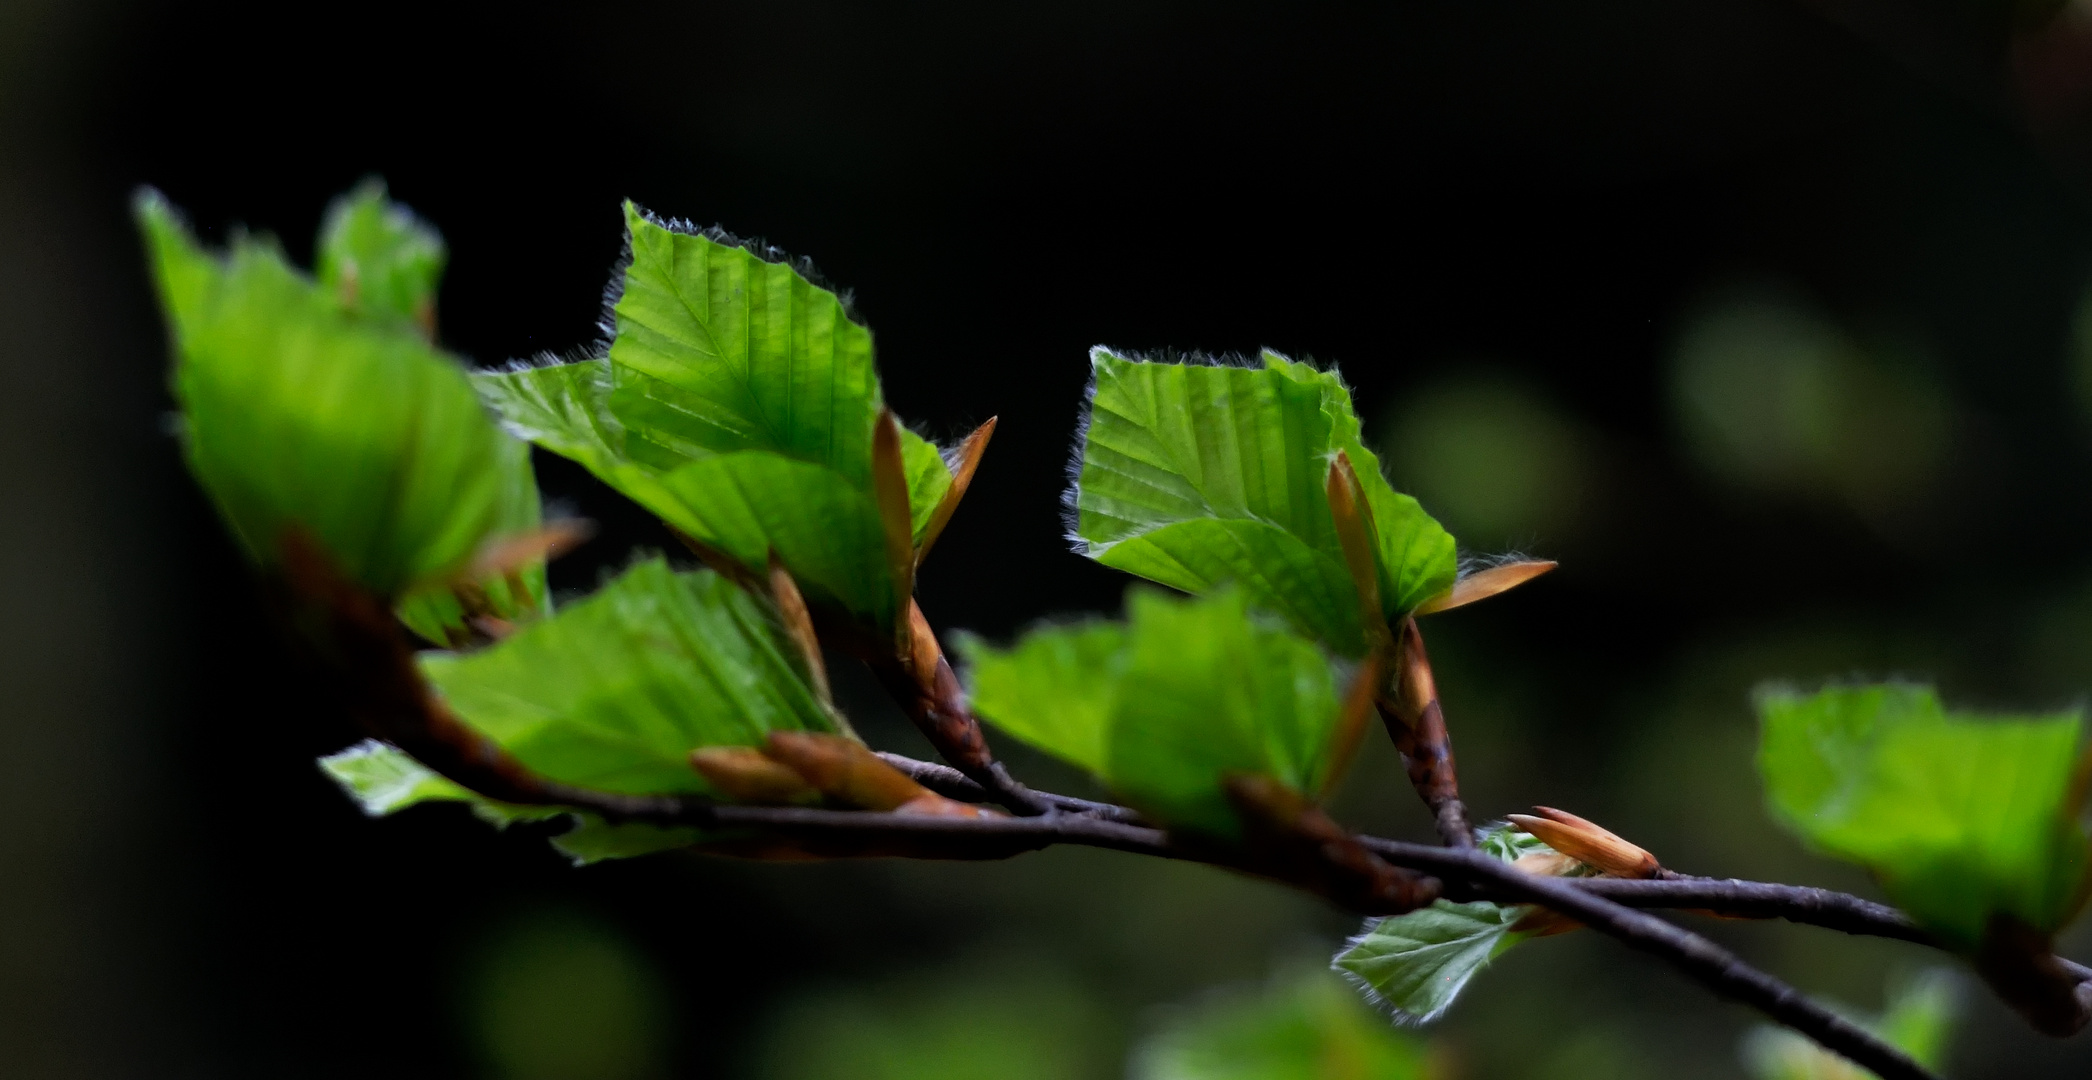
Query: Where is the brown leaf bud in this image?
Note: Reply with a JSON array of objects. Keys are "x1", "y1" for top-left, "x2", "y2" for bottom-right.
[{"x1": 1507, "y1": 806, "x2": 1663, "y2": 879}]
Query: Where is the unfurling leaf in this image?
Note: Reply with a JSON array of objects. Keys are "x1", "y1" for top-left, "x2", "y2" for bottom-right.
[
  {"x1": 962, "y1": 587, "x2": 1349, "y2": 837},
  {"x1": 137, "y1": 188, "x2": 540, "y2": 599},
  {"x1": 1756, "y1": 682, "x2": 2092, "y2": 947},
  {"x1": 1332, "y1": 825, "x2": 1570, "y2": 1022},
  {"x1": 1067, "y1": 348, "x2": 1456, "y2": 657},
  {"x1": 1131, "y1": 969, "x2": 1432, "y2": 1080},
  {"x1": 421, "y1": 556, "x2": 838, "y2": 796},
  {"x1": 475, "y1": 206, "x2": 966, "y2": 636}
]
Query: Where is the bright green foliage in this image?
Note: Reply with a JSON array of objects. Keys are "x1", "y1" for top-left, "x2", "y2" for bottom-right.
[
  {"x1": 1331, "y1": 826, "x2": 1557, "y2": 1022},
  {"x1": 961, "y1": 587, "x2": 1344, "y2": 837},
  {"x1": 321, "y1": 738, "x2": 476, "y2": 816},
  {"x1": 1068, "y1": 348, "x2": 1456, "y2": 657},
  {"x1": 319, "y1": 739, "x2": 564, "y2": 827},
  {"x1": 318, "y1": 741, "x2": 697, "y2": 864},
  {"x1": 1131, "y1": 970, "x2": 1431, "y2": 1080},
  {"x1": 422, "y1": 557, "x2": 837, "y2": 796},
  {"x1": 1741, "y1": 969, "x2": 1958, "y2": 1079},
  {"x1": 476, "y1": 204, "x2": 955, "y2": 632},
  {"x1": 1757, "y1": 683, "x2": 2092, "y2": 946},
  {"x1": 316, "y1": 178, "x2": 446, "y2": 330},
  {"x1": 136, "y1": 188, "x2": 538, "y2": 599}
]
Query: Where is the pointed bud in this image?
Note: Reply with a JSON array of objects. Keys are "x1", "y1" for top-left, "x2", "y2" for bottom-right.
[
  {"x1": 1414, "y1": 560, "x2": 1557, "y2": 616},
  {"x1": 761, "y1": 731, "x2": 1000, "y2": 818},
  {"x1": 1507, "y1": 806, "x2": 1663, "y2": 879},
  {"x1": 915, "y1": 416, "x2": 996, "y2": 567}
]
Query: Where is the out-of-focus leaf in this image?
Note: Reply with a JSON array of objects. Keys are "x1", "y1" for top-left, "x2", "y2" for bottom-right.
[
  {"x1": 316, "y1": 178, "x2": 445, "y2": 330},
  {"x1": 137, "y1": 189, "x2": 535, "y2": 597},
  {"x1": 394, "y1": 443, "x2": 552, "y2": 646},
  {"x1": 962, "y1": 587, "x2": 1344, "y2": 836},
  {"x1": 1756, "y1": 683, "x2": 2091, "y2": 946},
  {"x1": 550, "y1": 817, "x2": 708, "y2": 865},
  {"x1": 957, "y1": 620, "x2": 1127, "y2": 777},
  {"x1": 321, "y1": 738, "x2": 474, "y2": 815},
  {"x1": 1741, "y1": 969, "x2": 1958, "y2": 1079},
  {"x1": 422, "y1": 557, "x2": 837, "y2": 796},
  {"x1": 1132, "y1": 970, "x2": 1431, "y2": 1080},
  {"x1": 1068, "y1": 348, "x2": 1455, "y2": 656}
]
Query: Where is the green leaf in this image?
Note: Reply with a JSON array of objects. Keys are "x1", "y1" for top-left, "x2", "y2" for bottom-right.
[
  {"x1": 1332, "y1": 824, "x2": 1555, "y2": 1023},
  {"x1": 320, "y1": 738, "x2": 474, "y2": 815},
  {"x1": 395, "y1": 443, "x2": 552, "y2": 646},
  {"x1": 1756, "y1": 683, "x2": 2091, "y2": 946},
  {"x1": 962, "y1": 586, "x2": 1344, "y2": 837},
  {"x1": 1069, "y1": 349, "x2": 1456, "y2": 655},
  {"x1": 1131, "y1": 970, "x2": 1430, "y2": 1080},
  {"x1": 317, "y1": 741, "x2": 692, "y2": 863},
  {"x1": 550, "y1": 817, "x2": 708, "y2": 865},
  {"x1": 606, "y1": 203, "x2": 881, "y2": 481},
  {"x1": 316, "y1": 178, "x2": 445, "y2": 330},
  {"x1": 1332, "y1": 900, "x2": 1531, "y2": 1024},
  {"x1": 137, "y1": 189, "x2": 535, "y2": 597},
  {"x1": 477, "y1": 209, "x2": 958, "y2": 631},
  {"x1": 318, "y1": 739, "x2": 562, "y2": 826},
  {"x1": 421, "y1": 556, "x2": 836, "y2": 796}
]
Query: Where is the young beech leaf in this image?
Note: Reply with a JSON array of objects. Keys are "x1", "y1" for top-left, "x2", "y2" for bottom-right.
[
  {"x1": 1332, "y1": 826, "x2": 1558, "y2": 1023},
  {"x1": 318, "y1": 741, "x2": 693, "y2": 865},
  {"x1": 475, "y1": 207, "x2": 958, "y2": 630},
  {"x1": 318, "y1": 739, "x2": 563, "y2": 826},
  {"x1": 136, "y1": 189, "x2": 537, "y2": 598},
  {"x1": 961, "y1": 587, "x2": 1345, "y2": 837},
  {"x1": 1756, "y1": 683, "x2": 2092, "y2": 947},
  {"x1": 316, "y1": 178, "x2": 446, "y2": 331},
  {"x1": 1067, "y1": 348, "x2": 1456, "y2": 657},
  {"x1": 420, "y1": 557, "x2": 837, "y2": 796},
  {"x1": 1130, "y1": 970, "x2": 1431, "y2": 1080}
]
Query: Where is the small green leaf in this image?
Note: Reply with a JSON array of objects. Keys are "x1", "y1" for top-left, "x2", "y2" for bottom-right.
[
  {"x1": 137, "y1": 189, "x2": 535, "y2": 597},
  {"x1": 1069, "y1": 349, "x2": 1456, "y2": 655},
  {"x1": 1332, "y1": 824, "x2": 1555, "y2": 1023},
  {"x1": 900, "y1": 427, "x2": 956, "y2": 540},
  {"x1": 1756, "y1": 683, "x2": 2091, "y2": 946},
  {"x1": 1332, "y1": 900, "x2": 1531, "y2": 1023},
  {"x1": 422, "y1": 557, "x2": 837, "y2": 796},
  {"x1": 316, "y1": 178, "x2": 445, "y2": 330},
  {"x1": 320, "y1": 738, "x2": 474, "y2": 815},
  {"x1": 318, "y1": 739, "x2": 562, "y2": 825},
  {"x1": 962, "y1": 587, "x2": 1344, "y2": 836},
  {"x1": 1131, "y1": 970, "x2": 1431, "y2": 1080}
]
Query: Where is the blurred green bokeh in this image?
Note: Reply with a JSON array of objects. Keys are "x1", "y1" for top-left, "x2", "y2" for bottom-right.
[
  {"x1": 1379, "y1": 377, "x2": 1593, "y2": 553},
  {"x1": 462, "y1": 907, "x2": 670, "y2": 1080}
]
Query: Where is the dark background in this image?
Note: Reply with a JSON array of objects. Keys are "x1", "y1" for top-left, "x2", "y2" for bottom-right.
[{"x1": 6, "y1": 1, "x2": 2092, "y2": 1077}]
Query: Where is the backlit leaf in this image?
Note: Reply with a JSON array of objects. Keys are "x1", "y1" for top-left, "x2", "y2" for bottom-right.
[
  {"x1": 1756, "y1": 683, "x2": 2091, "y2": 946},
  {"x1": 422, "y1": 557, "x2": 837, "y2": 797},
  {"x1": 1068, "y1": 349, "x2": 1455, "y2": 655}
]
